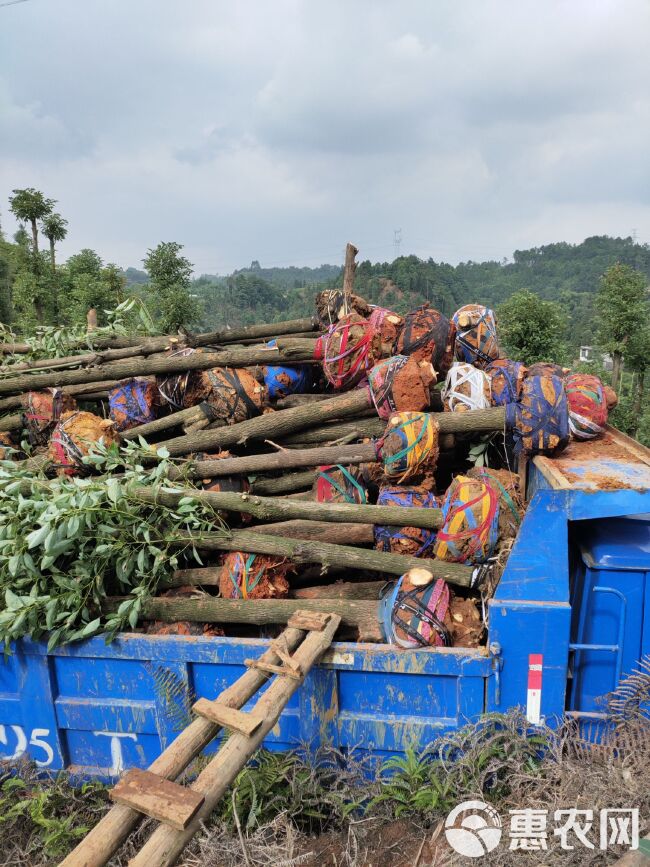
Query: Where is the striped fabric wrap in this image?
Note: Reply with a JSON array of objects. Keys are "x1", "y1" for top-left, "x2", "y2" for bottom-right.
[
  {"x1": 379, "y1": 411, "x2": 440, "y2": 483},
  {"x1": 314, "y1": 464, "x2": 368, "y2": 504},
  {"x1": 434, "y1": 475, "x2": 500, "y2": 564},
  {"x1": 157, "y1": 347, "x2": 196, "y2": 409},
  {"x1": 441, "y1": 362, "x2": 491, "y2": 412},
  {"x1": 380, "y1": 575, "x2": 451, "y2": 648},
  {"x1": 565, "y1": 373, "x2": 608, "y2": 440},
  {"x1": 506, "y1": 374, "x2": 570, "y2": 455},
  {"x1": 374, "y1": 486, "x2": 439, "y2": 557},
  {"x1": 321, "y1": 314, "x2": 380, "y2": 390},
  {"x1": 108, "y1": 378, "x2": 160, "y2": 431},
  {"x1": 394, "y1": 304, "x2": 456, "y2": 375},
  {"x1": 452, "y1": 304, "x2": 500, "y2": 367},
  {"x1": 467, "y1": 467, "x2": 523, "y2": 541},
  {"x1": 485, "y1": 358, "x2": 527, "y2": 406},
  {"x1": 21, "y1": 388, "x2": 77, "y2": 445},
  {"x1": 218, "y1": 552, "x2": 291, "y2": 600}
]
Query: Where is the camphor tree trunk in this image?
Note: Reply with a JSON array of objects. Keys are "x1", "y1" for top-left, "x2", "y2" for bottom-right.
[
  {"x1": 612, "y1": 350, "x2": 623, "y2": 393},
  {"x1": 631, "y1": 367, "x2": 646, "y2": 438}
]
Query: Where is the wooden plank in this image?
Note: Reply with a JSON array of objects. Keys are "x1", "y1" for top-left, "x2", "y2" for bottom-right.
[
  {"x1": 192, "y1": 698, "x2": 265, "y2": 736},
  {"x1": 532, "y1": 455, "x2": 571, "y2": 489},
  {"x1": 244, "y1": 658, "x2": 303, "y2": 680},
  {"x1": 109, "y1": 769, "x2": 204, "y2": 831},
  {"x1": 288, "y1": 610, "x2": 332, "y2": 631}
]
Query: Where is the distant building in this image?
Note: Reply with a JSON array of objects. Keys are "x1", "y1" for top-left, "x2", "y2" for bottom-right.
[{"x1": 579, "y1": 346, "x2": 613, "y2": 370}]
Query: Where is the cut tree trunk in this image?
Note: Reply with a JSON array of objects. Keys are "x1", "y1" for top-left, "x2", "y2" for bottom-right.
[
  {"x1": 121, "y1": 404, "x2": 219, "y2": 440},
  {"x1": 130, "y1": 484, "x2": 443, "y2": 530},
  {"x1": 342, "y1": 242, "x2": 359, "y2": 315},
  {"x1": 0, "y1": 379, "x2": 128, "y2": 412},
  {"x1": 0, "y1": 344, "x2": 316, "y2": 396},
  {"x1": 107, "y1": 596, "x2": 382, "y2": 643},
  {"x1": 249, "y1": 470, "x2": 316, "y2": 495},
  {"x1": 293, "y1": 581, "x2": 384, "y2": 600},
  {"x1": 612, "y1": 351, "x2": 623, "y2": 393},
  {"x1": 173, "y1": 527, "x2": 473, "y2": 586}
]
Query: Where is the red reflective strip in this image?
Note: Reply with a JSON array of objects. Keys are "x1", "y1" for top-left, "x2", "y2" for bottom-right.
[{"x1": 528, "y1": 653, "x2": 543, "y2": 690}]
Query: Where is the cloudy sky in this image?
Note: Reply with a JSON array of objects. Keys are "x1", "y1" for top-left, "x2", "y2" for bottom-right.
[{"x1": 1, "y1": 0, "x2": 649, "y2": 276}]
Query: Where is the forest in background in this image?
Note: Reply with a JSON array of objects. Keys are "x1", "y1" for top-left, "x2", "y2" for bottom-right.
[{"x1": 1, "y1": 187, "x2": 649, "y2": 443}]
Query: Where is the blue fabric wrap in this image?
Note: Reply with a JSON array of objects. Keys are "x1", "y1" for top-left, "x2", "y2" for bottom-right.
[
  {"x1": 506, "y1": 374, "x2": 569, "y2": 454},
  {"x1": 486, "y1": 359, "x2": 525, "y2": 406},
  {"x1": 109, "y1": 380, "x2": 156, "y2": 426},
  {"x1": 264, "y1": 339, "x2": 312, "y2": 399}
]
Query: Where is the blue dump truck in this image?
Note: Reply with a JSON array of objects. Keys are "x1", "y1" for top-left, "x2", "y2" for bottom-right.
[{"x1": 1, "y1": 425, "x2": 649, "y2": 779}]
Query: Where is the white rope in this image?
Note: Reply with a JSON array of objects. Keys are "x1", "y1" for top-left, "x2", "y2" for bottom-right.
[{"x1": 442, "y1": 362, "x2": 491, "y2": 412}]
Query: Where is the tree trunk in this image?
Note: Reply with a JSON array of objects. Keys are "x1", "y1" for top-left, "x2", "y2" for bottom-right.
[
  {"x1": 0, "y1": 379, "x2": 124, "y2": 412},
  {"x1": 49, "y1": 237, "x2": 56, "y2": 270},
  {"x1": 343, "y1": 242, "x2": 359, "y2": 315},
  {"x1": 175, "y1": 527, "x2": 473, "y2": 586},
  {"x1": 249, "y1": 469, "x2": 316, "y2": 495},
  {"x1": 0, "y1": 344, "x2": 316, "y2": 396},
  {"x1": 121, "y1": 404, "x2": 220, "y2": 441},
  {"x1": 170, "y1": 442, "x2": 376, "y2": 480},
  {"x1": 612, "y1": 351, "x2": 623, "y2": 393},
  {"x1": 107, "y1": 595, "x2": 382, "y2": 642},
  {"x1": 130, "y1": 484, "x2": 443, "y2": 531},
  {"x1": 30, "y1": 217, "x2": 39, "y2": 255},
  {"x1": 294, "y1": 581, "x2": 384, "y2": 600},
  {"x1": 630, "y1": 367, "x2": 646, "y2": 437},
  {"x1": 159, "y1": 389, "x2": 372, "y2": 456}
]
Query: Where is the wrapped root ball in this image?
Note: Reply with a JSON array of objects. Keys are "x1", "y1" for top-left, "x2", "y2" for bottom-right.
[
  {"x1": 446, "y1": 596, "x2": 484, "y2": 648},
  {"x1": 603, "y1": 384, "x2": 618, "y2": 410},
  {"x1": 380, "y1": 411, "x2": 439, "y2": 485},
  {"x1": 320, "y1": 314, "x2": 381, "y2": 390},
  {"x1": 434, "y1": 475, "x2": 500, "y2": 564},
  {"x1": 21, "y1": 388, "x2": 77, "y2": 445},
  {"x1": 486, "y1": 358, "x2": 527, "y2": 406},
  {"x1": 109, "y1": 377, "x2": 160, "y2": 431},
  {"x1": 368, "y1": 355, "x2": 436, "y2": 419},
  {"x1": 467, "y1": 467, "x2": 523, "y2": 542},
  {"x1": 374, "y1": 486, "x2": 439, "y2": 557},
  {"x1": 313, "y1": 464, "x2": 368, "y2": 504},
  {"x1": 394, "y1": 304, "x2": 456, "y2": 376},
  {"x1": 0, "y1": 432, "x2": 15, "y2": 460},
  {"x1": 565, "y1": 373, "x2": 608, "y2": 440},
  {"x1": 219, "y1": 552, "x2": 292, "y2": 600},
  {"x1": 315, "y1": 289, "x2": 371, "y2": 326},
  {"x1": 506, "y1": 374, "x2": 569, "y2": 456},
  {"x1": 442, "y1": 363, "x2": 491, "y2": 412},
  {"x1": 452, "y1": 304, "x2": 500, "y2": 367},
  {"x1": 264, "y1": 339, "x2": 313, "y2": 400},
  {"x1": 49, "y1": 410, "x2": 119, "y2": 476},
  {"x1": 380, "y1": 570, "x2": 451, "y2": 648},
  {"x1": 527, "y1": 362, "x2": 568, "y2": 379},
  {"x1": 368, "y1": 306, "x2": 404, "y2": 353},
  {"x1": 157, "y1": 347, "x2": 199, "y2": 410},
  {"x1": 196, "y1": 367, "x2": 264, "y2": 424}
]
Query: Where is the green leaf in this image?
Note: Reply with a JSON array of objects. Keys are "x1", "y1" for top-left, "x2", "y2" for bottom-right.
[
  {"x1": 81, "y1": 618, "x2": 101, "y2": 637},
  {"x1": 26, "y1": 524, "x2": 49, "y2": 549}
]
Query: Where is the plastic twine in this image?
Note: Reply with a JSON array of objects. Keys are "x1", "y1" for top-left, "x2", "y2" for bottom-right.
[
  {"x1": 315, "y1": 464, "x2": 367, "y2": 504},
  {"x1": 434, "y1": 476, "x2": 500, "y2": 564},
  {"x1": 380, "y1": 411, "x2": 438, "y2": 482},
  {"x1": 485, "y1": 358, "x2": 527, "y2": 407},
  {"x1": 441, "y1": 362, "x2": 491, "y2": 412},
  {"x1": 565, "y1": 373, "x2": 608, "y2": 440},
  {"x1": 506, "y1": 374, "x2": 570, "y2": 455},
  {"x1": 322, "y1": 316, "x2": 377, "y2": 389},
  {"x1": 452, "y1": 304, "x2": 500, "y2": 367},
  {"x1": 374, "y1": 487, "x2": 439, "y2": 556}
]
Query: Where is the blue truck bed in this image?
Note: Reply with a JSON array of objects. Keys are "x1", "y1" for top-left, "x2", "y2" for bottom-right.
[{"x1": 1, "y1": 426, "x2": 649, "y2": 778}]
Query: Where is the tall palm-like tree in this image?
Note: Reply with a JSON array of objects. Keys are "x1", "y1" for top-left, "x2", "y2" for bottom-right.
[
  {"x1": 41, "y1": 212, "x2": 68, "y2": 269},
  {"x1": 9, "y1": 188, "x2": 55, "y2": 255}
]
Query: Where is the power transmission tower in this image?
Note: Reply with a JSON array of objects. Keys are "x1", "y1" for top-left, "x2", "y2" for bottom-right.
[{"x1": 393, "y1": 229, "x2": 402, "y2": 260}]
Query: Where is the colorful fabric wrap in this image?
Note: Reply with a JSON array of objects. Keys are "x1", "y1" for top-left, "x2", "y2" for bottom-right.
[
  {"x1": 368, "y1": 306, "x2": 403, "y2": 343},
  {"x1": 441, "y1": 362, "x2": 491, "y2": 412},
  {"x1": 485, "y1": 358, "x2": 527, "y2": 406},
  {"x1": 379, "y1": 575, "x2": 451, "y2": 648},
  {"x1": 219, "y1": 552, "x2": 290, "y2": 600},
  {"x1": 109, "y1": 378, "x2": 159, "y2": 431},
  {"x1": 395, "y1": 304, "x2": 455, "y2": 375},
  {"x1": 467, "y1": 467, "x2": 522, "y2": 537},
  {"x1": 222, "y1": 552, "x2": 267, "y2": 599},
  {"x1": 505, "y1": 374, "x2": 570, "y2": 455},
  {"x1": 434, "y1": 475, "x2": 500, "y2": 564},
  {"x1": 452, "y1": 304, "x2": 500, "y2": 367},
  {"x1": 565, "y1": 373, "x2": 608, "y2": 440},
  {"x1": 315, "y1": 464, "x2": 367, "y2": 504},
  {"x1": 367, "y1": 355, "x2": 410, "y2": 419},
  {"x1": 374, "y1": 487, "x2": 438, "y2": 556},
  {"x1": 264, "y1": 339, "x2": 312, "y2": 399},
  {"x1": 157, "y1": 347, "x2": 196, "y2": 409},
  {"x1": 322, "y1": 315, "x2": 378, "y2": 389},
  {"x1": 21, "y1": 388, "x2": 75, "y2": 445},
  {"x1": 380, "y1": 411, "x2": 439, "y2": 482}
]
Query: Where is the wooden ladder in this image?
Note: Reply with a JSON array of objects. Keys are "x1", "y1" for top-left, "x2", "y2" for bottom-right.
[{"x1": 60, "y1": 610, "x2": 339, "y2": 867}]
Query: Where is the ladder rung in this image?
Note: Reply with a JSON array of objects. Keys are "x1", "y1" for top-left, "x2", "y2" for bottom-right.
[
  {"x1": 109, "y1": 768, "x2": 204, "y2": 830},
  {"x1": 192, "y1": 698, "x2": 265, "y2": 736},
  {"x1": 288, "y1": 610, "x2": 332, "y2": 632},
  {"x1": 245, "y1": 658, "x2": 303, "y2": 679},
  {"x1": 269, "y1": 637, "x2": 301, "y2": 672}
]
